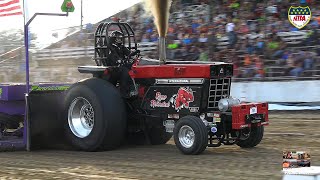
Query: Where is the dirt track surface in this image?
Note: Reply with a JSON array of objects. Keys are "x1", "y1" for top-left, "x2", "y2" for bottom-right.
[{"x1": 0, "y1": 111, "x2": 319, "y2": 180}]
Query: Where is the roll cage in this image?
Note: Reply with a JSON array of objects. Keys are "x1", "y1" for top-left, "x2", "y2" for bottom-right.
[{"x1": 94, "y1": 22, "x2": 138, "y2": 66}]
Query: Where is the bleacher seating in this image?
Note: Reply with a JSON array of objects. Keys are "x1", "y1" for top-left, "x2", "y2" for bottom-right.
[
  {"x1": 1, "y1": 2, "x2": 319, "y2": 83},
  {"x1": 170, "y1": 4, "x2": 209, "y2": 21}
]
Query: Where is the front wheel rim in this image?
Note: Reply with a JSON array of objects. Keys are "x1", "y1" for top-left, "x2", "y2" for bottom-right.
[
  {"x1": 68, "y1": 97, "x2": 94, "y2": 138},
  {"x1": 178, "y1": 125, "x2": 195, "y2": 148}
]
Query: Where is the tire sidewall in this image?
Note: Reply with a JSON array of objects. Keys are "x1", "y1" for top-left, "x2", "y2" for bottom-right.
[
  {"x1": 64, "y1": 78, "x2": 127, "y2": 151},
  {"x1": 65, "y1": 83, "x2": 106, "y2": 151},
  {"x1": 174, "y1": 116, "x2": 206, "y2": 155},
  {"x1": 237, "y1": 125, "x2": 264, "y2": 148}
]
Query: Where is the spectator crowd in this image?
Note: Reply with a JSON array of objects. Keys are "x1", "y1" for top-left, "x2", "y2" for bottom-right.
[
  {"x1": 110, "y1": 0, "x2": 320, "y2": 79},
  {"x1": 58, "y1": 0, "x2": 320, "y2": 79}
]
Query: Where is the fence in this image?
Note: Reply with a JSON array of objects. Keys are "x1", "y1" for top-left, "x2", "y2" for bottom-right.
[{"x1": 33, "y1": 42, "x2": 158, "y2": 60}]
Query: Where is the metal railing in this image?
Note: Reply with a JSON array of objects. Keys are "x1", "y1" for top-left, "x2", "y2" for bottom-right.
[{"x1": 33, "y1": 42, "x2": 158, "y2": 60}]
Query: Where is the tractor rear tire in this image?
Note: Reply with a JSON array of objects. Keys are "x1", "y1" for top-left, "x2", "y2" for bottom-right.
[
  {"x1": 149, "y1": 126, "x2": 172, "y2": 145},
  {"x1": 173, "y1": 116, "x2": 208, "y2": 155},
  {"x1": 64, "y1": 78, "x2": 126, "y2": 151},
  {"x1": 237, "y1": 126, "x2": 264, "y2": 148}
]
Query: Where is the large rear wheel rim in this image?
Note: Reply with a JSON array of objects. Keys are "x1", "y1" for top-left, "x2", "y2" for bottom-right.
[
  {"x1": 68, "y1": 97, "x2": 94, "y2": 138},
  {"x1": 178, "y1": 125, "x2": 195, "y2": 148}
]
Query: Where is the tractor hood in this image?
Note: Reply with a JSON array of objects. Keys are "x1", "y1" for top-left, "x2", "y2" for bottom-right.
[{"x1": 130, "y1": 58, "x2": 233, "y2": 79}]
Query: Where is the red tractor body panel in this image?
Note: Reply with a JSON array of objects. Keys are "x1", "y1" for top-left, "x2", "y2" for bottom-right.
[
  {"x1": 232, "y1": 103, "x2": 269, "y2": 129},
  {"x1": 130, "y1": 64, "x2": 211, "y2": 78}
]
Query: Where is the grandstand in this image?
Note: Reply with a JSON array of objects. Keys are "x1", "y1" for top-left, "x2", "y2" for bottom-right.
[{"x1": 0, "y1": 0, "x2": 319, "y2": 83}]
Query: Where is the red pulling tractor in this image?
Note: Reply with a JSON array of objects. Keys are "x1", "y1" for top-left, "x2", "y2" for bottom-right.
[
  {"x1": 19, "y1": 22, "x2": 268, "y2": 155},
  {"x1": 63, "y1": 21, "x2": 269, "y2": 154}
]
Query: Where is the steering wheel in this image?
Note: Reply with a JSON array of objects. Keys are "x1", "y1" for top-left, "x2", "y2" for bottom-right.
[
  {"x1": 125, "y1": 50, "x2": 140, "y2": 65},
  {"x1": 112, "y1": 48, "x2": 140, "y2": 67}
]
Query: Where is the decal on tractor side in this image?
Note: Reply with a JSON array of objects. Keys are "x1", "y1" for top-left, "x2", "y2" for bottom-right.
[
  {"x1": 150, "y1": 92, "x2": 170, "y2": 108},
  {"x1": 150, "y1": 87, "x2": 198, "y2": 112},
  {"x1": 170, "y1": 87, "x2": 194, "y2": 112},
  {"x1": 31, "y1": 85, "x2": 70, "y2": 91}
]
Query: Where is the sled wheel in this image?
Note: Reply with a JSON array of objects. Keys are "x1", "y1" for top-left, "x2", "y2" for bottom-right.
[
  {"x1": 237, "y1": 126, "x2": 264, "y2": 148},
  {"x1": 173, "y1": 116, "x2": 208, "y2": 155},
  {"x1": 65, "y1": 78, "x2": 126, "y2": 151},
  {"x1": 149, "y1": 126, "x2": 172, "y2": 145}
]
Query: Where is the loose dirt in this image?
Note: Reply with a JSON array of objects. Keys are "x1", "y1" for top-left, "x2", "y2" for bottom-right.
[{"x1": 0, "y1": 111, "x2": 319, "y2": 180}]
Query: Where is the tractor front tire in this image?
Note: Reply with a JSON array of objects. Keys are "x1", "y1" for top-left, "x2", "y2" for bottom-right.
[
  {"x1": 64, "y1": 78, "x2": 126, "y2": 151},
  {"x1": 237, "y1": 126, "x2": 264, "y2": 148},
  {"x1": 173, "y1": 116, "x2": 208, "y2": 155}
]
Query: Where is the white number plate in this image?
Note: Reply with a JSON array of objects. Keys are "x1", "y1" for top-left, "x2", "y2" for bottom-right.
[{"x1": 250, "y1": 107, "x2": 257, "y2": 114}]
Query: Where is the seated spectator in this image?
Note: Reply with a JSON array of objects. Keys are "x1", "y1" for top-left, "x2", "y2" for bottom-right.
[
  {"x1": 150, "y1": 33, "x2": 158, "y2": 42},
  {"x1": 265, "y1": 35, "x2": 286, "y2": 59},
  {"x1": 232, "y1": 56, "x2": 241, "y2": 78},
  {"x1": 187, "y1": 46, "x2": 200, "y2": 61},
  {"x1": 182, "y1": 34, "x2": 192, "y2": 46},
  {"x1": 303, "y1": 52, "x2": 314, "y2": 70},
  {"x1": 229, "y1": 0, "x2": 240, "y2": 9},
  {"x1": 244, "y1": 37, "x2": 255, "y2": 54},
  {"x1": 241, "y1": 54, "x2": 255, "y2": 77},
  {"x1": 252, "y1": 54, "x2": 265, "y2": 78},
  {"x1": 198, "y1": 33, "x2": 208, "y2": 48},
  {"x1": 289, "y1": 61, "x2": 304, "y2": 77},
  {"x1": 244, "y1": 53, "x2": 251, "y2": 66},
  {"x1": 255, "y1": 37, "x2": 265, "y2": 55},
  {"x1": 238, "y1": 22, "x2": 250, "y2": 35},
  {"x1": 167, "y1": 39, "x2": 179, "y2": 59},
  {"x1": 277, "y1": 50, "x2": 290, "y2": 65},
  {"x1": 141, "y1": 34, "x2": 150, "y2": 42},
  {"x1": 283, "y1": 54, "x2": 295, "y2": 76},
  {"x1": 304, "y1": 23, "x2": 319, "y2": 46},
  {"x1": 181, "y1": 0, "x2": 193, "y2": 6}
]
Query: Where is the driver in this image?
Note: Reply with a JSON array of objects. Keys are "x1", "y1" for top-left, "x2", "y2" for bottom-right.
[
  {"x1": 109, "y1": 30, "x2": 131, "y2": 65},
  {"x1": 109, "y1": 30, "x2": 139, "y2": 98}
]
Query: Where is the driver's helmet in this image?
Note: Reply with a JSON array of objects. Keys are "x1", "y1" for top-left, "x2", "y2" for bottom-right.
[{"x1": 110, "y1": 30, "x2": 123, "y2": 46}]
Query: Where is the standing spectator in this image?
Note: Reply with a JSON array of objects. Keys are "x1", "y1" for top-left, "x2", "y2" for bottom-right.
[
  {"x1": 207, "y1": 31, "x2": 217, "y2": 60},
  {"x1": 199, "y1": 48, "x2": 208, "y2": 61},
  {"x1": 191, "y1": 19, "x2": 200, "y2": 33},
  {"x1": 226, "y1": 18, "x2": 236, "y2": 48}
]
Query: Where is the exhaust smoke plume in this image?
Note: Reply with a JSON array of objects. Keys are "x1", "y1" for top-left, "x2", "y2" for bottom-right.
[{"x1": 143, "y1": 0, "x2": 172, "y2": 37}]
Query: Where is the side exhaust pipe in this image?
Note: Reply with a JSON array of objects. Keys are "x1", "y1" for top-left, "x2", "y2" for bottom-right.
[{"x1": 159, "y1": 36, "x2": 166, "y2": 65}]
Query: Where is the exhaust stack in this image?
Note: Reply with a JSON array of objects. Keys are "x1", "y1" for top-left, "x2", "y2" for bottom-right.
[{"x1": 159, "y1": 36, "x2": 166, "y2": 65}]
